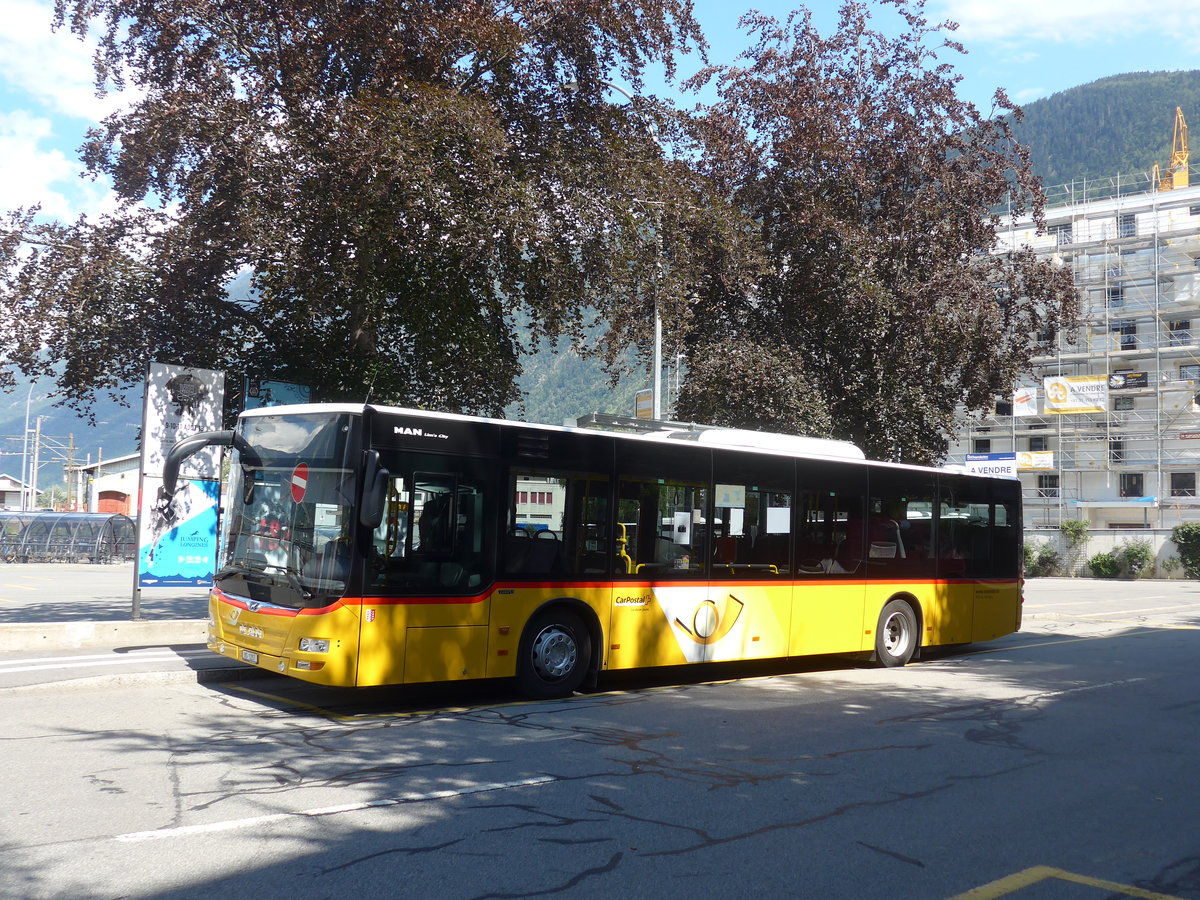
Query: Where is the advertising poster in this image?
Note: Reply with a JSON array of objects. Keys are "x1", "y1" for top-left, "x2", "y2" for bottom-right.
[
  {"x1": 1108, "y1": 372, "x2": 1148, "y2": 390},
  {"x1": 142, "y1": 363, "x2": 226, "y2": 479},
  {"x1": 1013, "y1": 387, "x2": 1039, "y2": 417},
  {"x1": 1044, "y1": 375, "x2": 1108, "y2": 414},
  {"x1": 136, "y1": 362, "x2": 226, "y2": 595},
  {"x1": 138, "y1": 477, "x2": 221, "y2": 587},
  {"x1": 965, "y1": 453, "x2": 1017, "y2": 478},
  {"x1": 1017, "y1": 451, "x2": 1055, "y2": 470}
]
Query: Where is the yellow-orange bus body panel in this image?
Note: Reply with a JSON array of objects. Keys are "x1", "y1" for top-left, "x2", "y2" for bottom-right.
[
  {"x1": 207, "y1": 578, "x2": 1021, "y2": 688},
  {"x1": 207, "y1": 589, "x2": 362, "y2": 686}
]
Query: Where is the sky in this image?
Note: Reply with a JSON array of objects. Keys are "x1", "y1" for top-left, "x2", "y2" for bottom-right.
[{"x1": 1, "y1": 0, "x2": 1200, "y2": 222}]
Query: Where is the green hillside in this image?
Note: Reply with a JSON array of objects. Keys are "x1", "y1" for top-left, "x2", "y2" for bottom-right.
[
  {"x1": 0, "y1": 373, "x2": 140, "y2": 495},
  {"x1": 506, "y1": 340, "x2": 649, "y2": 426},
  {"x1": 1013, "y1": 70, "x2": 1200, "y2": 195}
]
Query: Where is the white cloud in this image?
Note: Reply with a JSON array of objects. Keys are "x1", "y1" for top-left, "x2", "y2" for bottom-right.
[
  {"x1": 0, "y1": 110, "x2": 114, "y2": 219},
  {"x1": 0, "y1": 110, "x2": 79, "y2": 217},
  {"x1": 934, "y1": 0, "x2": 1200, "y2": 46},
  {"x1": 0, "y1": 0, "x2": 124, "y2": 122},
  {"x1": 0, "y1": 0, "x2": 125, "y2": 218}
]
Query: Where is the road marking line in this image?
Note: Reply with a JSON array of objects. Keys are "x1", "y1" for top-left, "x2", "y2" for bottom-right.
[
  {"x1": 956, "y1": 626, "x2": 1189, "y2": 658},
  {"x1": 1051, "y1": 602, "x2": 1200, "y2": 615},
  {"x1": 114, "y1": 776, "x2": 557, "y2": 842},
  {"x1": 0, "y1": 649, "x2": 210, "y2": 667},
  {"x1": 0, "y1": 583, "x2": 37, "y2": 591},
  {"x1": 224, "y1": 683, "x2": 552, "y2": 723},
  {"x1": 1028, "y1": 597, "x2": 1169, "y2": 607},
  {"x1": 0, "y1": 651, "x2": 211, "y2": 674},
  {"x1": 948, "y1": 864, "x2": 1185, "y2": 899}
]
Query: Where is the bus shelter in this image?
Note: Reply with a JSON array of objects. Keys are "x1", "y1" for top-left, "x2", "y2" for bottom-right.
[{"x1": 0, "y1": 512, "x2": 136, "y2": 563}]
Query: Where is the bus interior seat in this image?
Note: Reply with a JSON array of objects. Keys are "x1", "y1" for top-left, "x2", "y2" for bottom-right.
[
  {"x1": 503, "y1": 527, "x2": 564, "y2": 575},
  {"x1": 714, "y1": 536, "x2": 738, "y2": 564},
  {"x1": 866, "y1": 518, "x2": 904, "y2": 560},
  {"x1": 751, "y1": 532, "x2": 788, "y2": 568}
]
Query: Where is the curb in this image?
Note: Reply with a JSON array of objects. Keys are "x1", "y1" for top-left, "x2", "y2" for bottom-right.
[{"x1": 0, "y1": 619, "x2": 207, "y2": 653}]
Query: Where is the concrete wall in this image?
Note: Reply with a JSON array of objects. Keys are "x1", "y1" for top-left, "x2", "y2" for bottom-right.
[{"x1": 1025, "y1": 528, "x2": 1186, "y2": 578}]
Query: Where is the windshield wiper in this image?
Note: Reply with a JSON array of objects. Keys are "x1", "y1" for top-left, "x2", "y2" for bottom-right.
[{"x1": 259, "y1": 563, "x2": 313, "y2": 602}]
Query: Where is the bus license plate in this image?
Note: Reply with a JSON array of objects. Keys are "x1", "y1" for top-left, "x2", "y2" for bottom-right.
[{"x1": 241, "y1": 649, "x2": 259, "y2": 664}]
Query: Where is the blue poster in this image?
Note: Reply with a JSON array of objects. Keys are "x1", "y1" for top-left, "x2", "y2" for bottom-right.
[{"x1": 139, "y1": 478, "x2": 221, "y2": 587}]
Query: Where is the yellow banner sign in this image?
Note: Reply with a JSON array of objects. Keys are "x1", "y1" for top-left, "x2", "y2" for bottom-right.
[
  {"x1": 1017, "y1": 451, "x2": 1054, "y2": 470},
  {"x1": 1043, "y1": 375, "x2": 1108, "y2": 414}
]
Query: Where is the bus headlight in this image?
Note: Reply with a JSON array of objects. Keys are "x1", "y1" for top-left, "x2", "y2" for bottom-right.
[{"x1": 298, "y1": 638, "x2": 330, "y2": 653}]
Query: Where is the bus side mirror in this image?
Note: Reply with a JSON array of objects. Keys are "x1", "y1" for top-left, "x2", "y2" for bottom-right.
[{"x1": 360, "y1": 450, "x2": 390, "y2": 529}]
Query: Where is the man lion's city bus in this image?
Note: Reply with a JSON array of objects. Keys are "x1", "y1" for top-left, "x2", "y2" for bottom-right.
[{"x1": 160, "y1": 404, "x2": 1022, "y2": 699}]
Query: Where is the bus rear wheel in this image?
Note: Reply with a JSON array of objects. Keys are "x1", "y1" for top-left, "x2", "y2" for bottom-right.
[
  {"x1": 875, "y1": 599, "x2": 918, "y2": 667},
  {"x1": 516, "y1": 609, "x2": 591, "y2": 700}
]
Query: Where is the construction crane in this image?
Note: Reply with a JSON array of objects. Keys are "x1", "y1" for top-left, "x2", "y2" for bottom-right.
[{"x1": 1153, "y1": 106, "x2": 1189, "y2": 191}]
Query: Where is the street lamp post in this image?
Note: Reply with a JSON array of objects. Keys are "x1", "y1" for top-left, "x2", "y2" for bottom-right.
[
  {"x1": 564, "y1": 79, "x2": 666, "y2": 420},
  {"x1": 20, "y1": 383, "x2": 32, "y2": 511}
]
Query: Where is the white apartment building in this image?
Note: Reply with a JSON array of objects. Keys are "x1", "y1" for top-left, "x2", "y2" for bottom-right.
[{"x1": 947, "y1": 175, "x2": 1200, "y2": 532}]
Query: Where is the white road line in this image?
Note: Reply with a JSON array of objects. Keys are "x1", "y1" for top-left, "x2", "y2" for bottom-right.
[
  {"x1": 115, "y1": 776, "x2": 558, "y2": 842},
  {"x1": 0, "y1": 650, "x2": 212, "y2": 674}
]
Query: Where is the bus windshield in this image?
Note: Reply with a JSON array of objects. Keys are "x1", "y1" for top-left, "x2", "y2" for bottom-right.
[{"x1": 217, "y1": 412, "x2": 357, "y2": 609}]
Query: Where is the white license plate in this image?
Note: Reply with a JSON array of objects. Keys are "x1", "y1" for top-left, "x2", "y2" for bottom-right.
[{"x1": 241, "y1": 649, "x2": 259, "y2": 664}]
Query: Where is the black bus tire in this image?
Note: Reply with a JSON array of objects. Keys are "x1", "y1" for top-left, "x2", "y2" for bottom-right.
[
  {"x1": 516, "y1": 608, "x2": 591, "y2": 700},
  {"x1": 875, "y1": 599, "x2": 918, "y2": 667}
]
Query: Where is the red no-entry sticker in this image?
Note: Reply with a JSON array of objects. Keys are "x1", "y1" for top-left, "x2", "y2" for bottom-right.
[{"x1": 290, "y1": 462, "x2": 308, "y2": 503}]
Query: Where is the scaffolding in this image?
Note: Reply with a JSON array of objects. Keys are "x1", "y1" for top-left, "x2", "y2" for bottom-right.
[{"x1": 951, "y1": 166, "x2": 1200, "y2": 530}]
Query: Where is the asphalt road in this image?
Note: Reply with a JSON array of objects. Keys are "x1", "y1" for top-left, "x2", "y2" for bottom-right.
[
  {"x1": 0, "y1": 562, "x2": 209, "y2": 623},
  {"x1": 1, "y1": 578, "x2": 1198, "y2": 899}
]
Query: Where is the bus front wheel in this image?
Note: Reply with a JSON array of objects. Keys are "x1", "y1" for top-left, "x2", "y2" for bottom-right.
[
  {"x1": 516, "y1": 609, "x2": 591, "y2": 700},
  {"x1": 875, "y1": 599, "x2": 918, "y2": 667}
]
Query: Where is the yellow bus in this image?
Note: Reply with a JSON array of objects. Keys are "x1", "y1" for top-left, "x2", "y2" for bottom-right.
[{"x1": 161, "y1": 404, "x2": 1022, "y2": 698}]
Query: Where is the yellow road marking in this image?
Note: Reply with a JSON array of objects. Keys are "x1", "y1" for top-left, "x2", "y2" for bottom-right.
[
  {"x1": 0, "y1": 583, "x2": 36, "y2": 591},
  {"x1": 949, "y1": 864, "x2": 1185, "y2": 899}
]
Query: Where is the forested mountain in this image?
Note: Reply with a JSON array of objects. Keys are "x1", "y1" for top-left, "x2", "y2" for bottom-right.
[
  {"x1": 1012, "y1": 70, "x2": 1200, "y2": 192},
  {"x1": 507, "y1": 341, "x2": 647, "y2": 426}
]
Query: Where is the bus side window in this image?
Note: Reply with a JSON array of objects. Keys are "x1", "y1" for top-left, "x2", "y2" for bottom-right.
[
  {"x1": 616, "y1": 478, "x2": 707, "y2": 577},
  {"x1": 712, "y1": 485, "x2": 791, "y2": 577},
  {"x1": 504, "y1": 469, "x2": 610, "y2": 577},
  {"x1": 938, "y1": 475, "x2": 1001, "y2": 579},
  {"x1": 370, "y1": 464, "x2": 493, "y2": 594},
  {"x1": 796, "y1": 489, "x2": 865, "y2": 576}
]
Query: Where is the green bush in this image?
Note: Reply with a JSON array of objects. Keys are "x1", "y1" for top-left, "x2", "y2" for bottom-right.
[
  {"x1": 1023, "y1": 542, "x2": 1060, "y2": 577},
  {"x1": 1060, "y1": 519, "x2": 1089, "y2": 549},
  {"x1": 1171, "y1": 523, "x2": 1200, "y2": 579},
  {"x1": 1114, "y1": 539, "x2": 1154, "y2": 578},
  {"x1": 1087, "y1": 551, "x2": 1119, "y2": 578}
]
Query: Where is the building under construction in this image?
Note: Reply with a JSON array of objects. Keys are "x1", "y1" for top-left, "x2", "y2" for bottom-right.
[{"x1": 948, "y1": 109, "x2": 1200, "y2": 533}]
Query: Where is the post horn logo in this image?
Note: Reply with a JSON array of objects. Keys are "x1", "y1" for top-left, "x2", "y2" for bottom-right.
[{"x1": 672, "y1": 594, "x2": 745, "y2": 645}]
